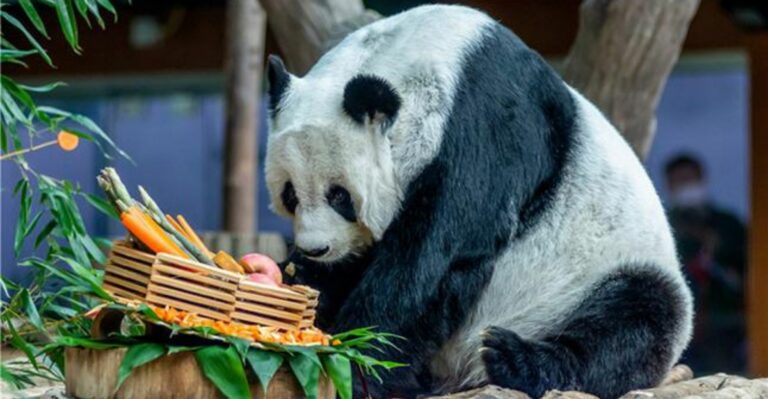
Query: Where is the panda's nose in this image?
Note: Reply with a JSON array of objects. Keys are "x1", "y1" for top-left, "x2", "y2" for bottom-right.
[{"x1": 300, "y1": 246, "x2": 330, "y2": 258}]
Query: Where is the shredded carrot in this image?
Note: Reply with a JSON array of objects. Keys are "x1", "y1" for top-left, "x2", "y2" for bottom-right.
[
  {"x1": 121, "y1": 208, "x2": 187, "y2": 258},
  {"x1": 57, "y1": 131, "x2": 79, "y2": 151},
  {"x1": 147, "y1": 304, "x2": 334, "y2": 346}
]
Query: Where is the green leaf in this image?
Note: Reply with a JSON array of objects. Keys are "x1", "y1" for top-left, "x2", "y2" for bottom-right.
[
  {"x1": 96, "y1": 0, "x2": 117, "y2": 20},
  {"x1": 18, "y1": 0, "x2": 49, "y2": 38},
  {"x1": 115, "y1": 343, "x2": 166, "y2": 390},
  {"x1": 5, "y1": 320, "x2": 40, "y2": 369},
  {"x1": 47, "y1": 336, "x2": 125, "y2": 351},
  {"x1": 34, "y1": 220, "x2": 57, "y2": 249},
  {"x1": 0, "y1": 12, "x2": 53, "y2": 66},
  {"x1": 321, "y1": 354, "x2": 352, "y2": 399},
  {"x1": 224, "y1": 336, "x2": 251, "y2": 363},
  {"x1": 288, "y1": 351, "x2": 322, "y2": 399},
  {"x1": 245, "y1": 349, "x2": 283, "y2": 393},
  {"x1": 195, "y1": 346, "x2": 251, "y2": 399},
  {"x1": 74, "y1": 0, "x2": 92, "y2": 28},
  {"x1": 19, "y1": 81, "x2": 66, "y2": 93},
  {"x1": 55, "y1": 0, "x2": 81, "y2": 53},
  {"x1": 83, "y1": 192, "x2": 119, "y2": 219},
  {"x1": 19, "y1": 288, "x2": 45, "y2": 331},
  {"x1": 167, "y1": 346, "x2": 199, "y2": 355}
]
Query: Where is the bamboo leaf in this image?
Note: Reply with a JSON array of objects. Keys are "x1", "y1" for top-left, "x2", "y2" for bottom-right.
[
  {"x1": 82, "y1": 192, "x2": 119, "y2": 219},
  {"x1": 245, "y1": 349, "x2": 283, "y2": 393},
  {"x1": 0, "y1": 12, "x2": 53, "y2": 66},
  {"x1": 34, "y1": 220, "x2": 57, "y2": 249},
  {"x1": 5, "y1": 320, "x2": 39, "y2": 369},
  {"x1": 18, "y1": 0, "x2": 49, "y2": 38},
  {"x1": 96, "y1": 0, "x2": 117, "y2": 20},
  {"x1": 54, "y1": 0, "x2": 80, "y2": 53},
  {"x1": 18, "y1": 288, "x2": 45, "y2": 332},
  {"x1": 19, "y1": 82, "x2": 66, "y2": 93},
  {"x1": 74, "y1": 0, "x2": 92, "y2": 28},
  {"x1": 195, "y1": 346, "x2": 251, "y2": 399},
  {"x1": 288, "y1": 351, "x2": 322, "y2": 399},
  {"x1": 321, "y1": 354, "x2": 352, "y2": 399},
  {"x1": 167, "y1": 346, "x2": 199, "y2": 355},
  {"x1": 115, "y1": 343, "x2": 166, "y2": 390}
]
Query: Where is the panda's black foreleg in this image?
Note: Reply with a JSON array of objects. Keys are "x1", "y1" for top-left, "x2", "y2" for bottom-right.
[{"x1": 481, "y1": 266, "x2": 689, "y2": 399}]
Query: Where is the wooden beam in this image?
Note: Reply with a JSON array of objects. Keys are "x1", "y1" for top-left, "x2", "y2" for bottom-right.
[
  {"x1": 747, "y1": 31, "x2": 768, "y2": 377},
  {"x1": 222, "y1": 0, "x2": 266, "y2": 233}
]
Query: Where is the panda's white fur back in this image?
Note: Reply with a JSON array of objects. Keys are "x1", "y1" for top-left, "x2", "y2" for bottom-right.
[{"x1": 430, "y1": 88, "x2": 693, "y2": 391}]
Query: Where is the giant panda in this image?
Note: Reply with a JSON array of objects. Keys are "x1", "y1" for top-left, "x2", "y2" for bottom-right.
[{"x1": 264, "y1": 5, "x2": 693, "y2": 399}]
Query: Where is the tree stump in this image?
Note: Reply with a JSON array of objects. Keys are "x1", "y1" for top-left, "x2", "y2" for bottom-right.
[{"x1": 64, "y1": 347, "x2": 334, "y2": 399}]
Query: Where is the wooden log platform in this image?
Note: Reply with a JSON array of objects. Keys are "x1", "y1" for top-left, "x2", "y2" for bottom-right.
[{"x1": 64, "y1": 347, "x2": 335, "y2": 399}]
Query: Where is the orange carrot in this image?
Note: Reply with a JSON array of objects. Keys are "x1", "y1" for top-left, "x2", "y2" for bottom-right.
[
  {"x1": 165, "y1": 214, "x2": 190, "y2": 239},
  {"x1": 131, "y1": 207, "x2": 187, "y2": 258},
  {"x1": 121, "y1": 207, "x2": 187, "y2": 258},
  {"x1": 176, "y1": 215, "x2": 212, "y2": 257}
]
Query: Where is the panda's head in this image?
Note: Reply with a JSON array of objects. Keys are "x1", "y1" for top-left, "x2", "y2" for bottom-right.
[{"x1": 264, "y1": 55, "x2": 403, "y2": 264}]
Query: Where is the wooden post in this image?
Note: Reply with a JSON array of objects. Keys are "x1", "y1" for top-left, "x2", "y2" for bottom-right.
[
  {"x1": 747, "y1": 31, "x2": 768, "y2": 377},
  {"x1": 562, "y1": 0, "x2": 700, "y2": 158},
  {"x1": 222, "y1": 0, "x2": 266, "y2": 233}
]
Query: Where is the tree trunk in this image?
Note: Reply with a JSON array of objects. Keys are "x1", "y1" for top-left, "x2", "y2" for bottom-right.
[
  {"x1": 562, "y1": 0, "x2": 700, "y2": 158},
  {"x1": 223, "y1": 0, "x2": 266, "y2": 233},
  {"x1": 258, "y1": 0, "x2": 380, "y2": 75}
]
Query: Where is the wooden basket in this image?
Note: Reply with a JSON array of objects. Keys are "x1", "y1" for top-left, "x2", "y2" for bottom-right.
[
  {"x1": 232, "y1": 280, "x2": 319, "y2": 331},
  {"x1": 146, "y1": 253, "x2": 241, "y2": 322},
  {"x1": 102, "y1": 242, "x2": 154, "y2": 301}
]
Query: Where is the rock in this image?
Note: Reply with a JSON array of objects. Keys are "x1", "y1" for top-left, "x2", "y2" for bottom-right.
[
  {"x1": 660, "y1": 365, "x2": 695, "y2": 386},
  {"x1": 425, "y1": 385, "x2": 531, "y2": 399},
  {"x1": 541, "y1": 390, "x2": 600, "y2": 399}
]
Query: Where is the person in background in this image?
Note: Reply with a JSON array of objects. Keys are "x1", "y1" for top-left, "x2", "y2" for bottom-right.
[{"x1": 664, "y1": 153, "x2": 748, "y2": 374}]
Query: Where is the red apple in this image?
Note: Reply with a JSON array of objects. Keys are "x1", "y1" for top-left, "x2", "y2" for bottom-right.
[
  {"x1": 240, "y1": 253, "x2": 283, "y2": 285},
  {"x1": 246, "y1": 273, "x2": 279, "y2": 287}
]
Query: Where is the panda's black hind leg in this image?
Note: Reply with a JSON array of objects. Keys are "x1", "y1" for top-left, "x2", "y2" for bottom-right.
[{"x1": 481, "y1": 266, "x2": 690, "y2": 399}]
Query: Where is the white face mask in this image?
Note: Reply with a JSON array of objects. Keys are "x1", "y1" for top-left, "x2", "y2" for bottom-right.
[{"x1": 670, "y1": 183, "x2": 708, "y2": 208}]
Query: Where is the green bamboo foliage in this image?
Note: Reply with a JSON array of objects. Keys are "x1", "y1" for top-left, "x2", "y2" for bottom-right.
[{"x1": 1, "y1": 0, "x2": 121, "y2": 390}]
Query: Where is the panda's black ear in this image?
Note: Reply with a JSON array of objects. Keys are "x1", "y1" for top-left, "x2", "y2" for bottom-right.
[
  {"x1": 267, "y1": 55, "x2": 291, "y2": 116},
  {"x1": 343, "y1": 75, "x2": 401, "y2": 129}
]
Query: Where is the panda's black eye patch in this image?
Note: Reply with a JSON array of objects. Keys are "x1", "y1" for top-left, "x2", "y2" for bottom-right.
[
  {"x1": 281, "y1": 181, "x2": 298, "y2": 214},
  {"x1": 327, "y1": 185, "x2": 356, "y2": 222}
]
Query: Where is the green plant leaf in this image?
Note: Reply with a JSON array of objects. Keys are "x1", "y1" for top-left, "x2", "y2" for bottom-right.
[
  {"x1": 115, "y1": 343, "x2": 166, "y2": 391},
  {"x1": 83, "y1": 192, "x2": 119, "y2": 219},
  {"x1": 96, "y1": 0, "x2": 117, "y2": 20},
  {"x1": 0, "y1": 12, "x2": 53, "y2": 66},
  {"x1": 167, "y1": 346, "x2": 199, "y2": 355},
  {"x1": 18, "y1": 288, "x2": 45, "y2": 331},
  {"x1": 245, "y1": 349, "x2": 283, "y2": 393},
  {"x1": 288, "y1": 351, "x2": 322, "y2": 399},
  {"x1": 55, "y1": 0, "x2": 81, "y2": 53},
  {"x1": 5, "y1": 319, "x2": 40, "y2": 369},
  {"x1": 74, "y1": 0, "x2": 92, "y2": 28},
  {"x1": 18, "y1": 0, "x2": 48, "y2": 37},
  {"x1": 47, "y1": 336, "x2": 125, "y2": 351},
  {"x1": 19, "y1": 82, "x2": 66, "y2": 93},
  {"x1": 34, "y1": 220, "x2": 57, "y2": 249},
  {"x1": 224, "y1": 336, "x2": 251, "y2": 362},
  {"x1": 195, "y1": 346, "x2": 251, "y2": 399},
  {"x1": 321, "y1": 354, "x2": 352, "y2": 399}
]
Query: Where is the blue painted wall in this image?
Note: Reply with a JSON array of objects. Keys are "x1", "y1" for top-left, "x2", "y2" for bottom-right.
[{"x1": 1, "y1": 69, "x2": 750, "y2": 282}]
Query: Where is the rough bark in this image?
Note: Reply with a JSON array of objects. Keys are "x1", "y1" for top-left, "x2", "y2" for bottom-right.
[
  {"x1": 562, "y1": 0, "x2": 700, "y2": 158},
  {"x1": 258, "y1": 0, "x2": 380, "y2": 75},
  {"x1": 222, "y1": 0, "x2": 266, "y2": 233}
]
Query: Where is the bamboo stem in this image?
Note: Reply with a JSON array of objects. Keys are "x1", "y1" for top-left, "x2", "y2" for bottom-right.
[{"x1": 0, "y1": 140, "x2": 57, "y2": 161}]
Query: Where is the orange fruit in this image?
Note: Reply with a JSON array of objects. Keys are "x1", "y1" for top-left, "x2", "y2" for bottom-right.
[{"x1": 57, "y1": 131, "x2": 79, "y2": 151}]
